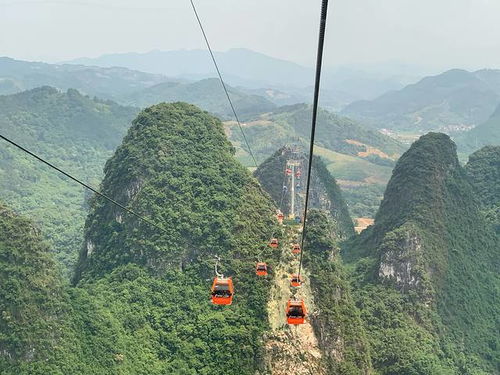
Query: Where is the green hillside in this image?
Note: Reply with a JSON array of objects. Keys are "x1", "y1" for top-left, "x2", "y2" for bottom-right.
[
  {"x1": 1, "y1": 102, "x2": 282, "y2": 374},
  {"x1": 229, "y1": 104, "x2": 404, "y2": 164},
  {"x1": 0, "y1": 203, "x2": 74, "y2": 369},
  {"x1": 0, "y1": 87, "x2": 138, "y2": 274},
  {"x1": 229, "y1": 104, "x2": 404, "y2": 218},
  {"x1": 0, "y1": 58, "x2": 277, "y2": 121},
  {"x1": 455, "y1": 104, "x2": 500, "y2": 153},
  {"x1": 343, "y1": 69, "x2": 500, "y2": 133},
  {"x1": 465, "y1": 146, "x2": 500, "y2": 233},
  {"x1": 344, "y1": 133, "x2": 499, "y2": 374},
  {"x1": 254, "y1": 147, "x2": 354, "y2": 238},
  {"x1": 303, "y1": 210, "x2": 372, "y2": 373},
  {"x1": 123, "y1": 78, "x2": 276, "y2": 120},
  {"x1": 72, "y1": 102, "x2": 280, "y2": 373}
]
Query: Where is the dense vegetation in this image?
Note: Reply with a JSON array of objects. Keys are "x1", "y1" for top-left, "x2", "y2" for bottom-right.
[
  {"x1": 0, "y1": 87, "x2": 137, "y2": 274},
  {"x1": 229, "y1": 104, "x2": 404, "y2": 218},
  {"x1": 344, "y1": 133, "x2": 499, "y2": 374},
  {"x1": 1, "y1": 98, "x2": 499, "y2": 374},
  {"x1": 304, "y1": 210, "x2": 372, "y2": 374},
  {"x1": 1, "y1": 102, "x2": 286, "y2": 374},
  {"x1": 123, "y1": 78, "x2": 276, "y2": 120},
  {"x1": 254, "y1": 147, "x2": 354, "y2": 238},
  {"x1": 0, "y1": 203, "x2": 72, "y2": 369},
  {"x1": 465, "y1": 146, "x2": 500, "y2": 233},
  {"x1": 343, "y1": 68, "x2": 500, "y2": 133}
]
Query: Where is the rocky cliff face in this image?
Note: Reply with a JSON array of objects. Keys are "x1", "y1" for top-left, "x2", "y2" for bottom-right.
[
  {"x1": 254, "y1": 146, "x2": 354, "y2": 239},
  {"x1": 344, "y1": 132, "x2": 499, "y2": 373}
]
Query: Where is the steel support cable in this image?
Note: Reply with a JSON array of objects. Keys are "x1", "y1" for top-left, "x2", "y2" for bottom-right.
[
  {"x1": 297, "y1": 0, "x2": 329, "y2": 278},
  {"x1": 0, "y1": 134, "x2": 169, "y2": 235},
  {"x1": 189, "y1": 0, "x2": 258, "y2": 168}
]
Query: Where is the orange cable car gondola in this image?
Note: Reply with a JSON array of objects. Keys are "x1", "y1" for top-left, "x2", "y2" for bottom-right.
[
  {"x1": 277, "y1": 212, "x2": 284, "y2": 224},
  {"x1": 256, "y1": 262, "x2": 268, "y2": 276},
  {"x1": 286, "y1": 299, "x2": 307, "y2": 325},
  {"x1": 285, "y1": 168, "x2": 292, "y2": 176},
  {"x1": 292, "y1": 243, "x2": 301, "y2": 254},
  {"x1": 211, "y1": 277, "x2": 234, "y2": 305},
  {"x1": 269, "y1": 238, "x2": 279, "y2": 248},
  {"x1": 290, "y1": 274, "x2": 302, "y2": 287}
]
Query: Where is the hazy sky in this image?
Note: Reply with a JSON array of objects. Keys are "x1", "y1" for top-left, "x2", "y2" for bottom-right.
[{"x1": 1, "y1": 0, "x2": 500, "y2": 70}]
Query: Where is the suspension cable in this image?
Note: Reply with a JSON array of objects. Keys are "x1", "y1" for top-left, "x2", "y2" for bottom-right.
[
  {"x1": 189, "y1": 0, "x2": 258, "y2": 168},
  {"x1": 0, "y1": 134, "x2": 169, "y2": 235},
  {"x1": 297, "y1": 0, "x2": 329, "y2": 277}
]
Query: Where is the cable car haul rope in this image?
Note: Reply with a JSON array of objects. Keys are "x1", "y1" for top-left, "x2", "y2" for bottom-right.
[{"x1": 199, "y1": 0, "x2": 330, "y2": 327}]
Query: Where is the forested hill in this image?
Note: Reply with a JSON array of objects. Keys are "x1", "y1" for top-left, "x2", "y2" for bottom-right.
[
  {"x1": 455, "y1": 103, "x2": 500, "y2": 153},
  {"x1": 465, "y1": 146, "x2": 500, "y2": 233},
  {"x1": 229, "y1": 104, "x2": 404, "y2": 165},
  {"x1": 75, "y1": 102, "x2": 278, "y2": 282},
  {"x1": 123, "y1": 78, "x2": 276, "y2": 120},
  {"x1": 0, "y1": 203, "x2": 72, "y2": 368},
  {"x1": 1, "y1": 102, "x2": 283, "y2": 374},
  {"x1": 229, "y1": 104, "x2": 405, "y2": 219},
  {"x1": 71, "y1": 102, "x2": 281, "y2": 373},
  {"x1": 0, "y1": 87, "x2": 138, "y2": 273},
  {"x1": 342, "y1": 68, "x2": 500, "y2": 133},
  {"x1": 254, "y1": 146, "x2": 354, "y2": 238},
  {"x1": 344, "y1": 133, "x2": 499, "y2": 373}
]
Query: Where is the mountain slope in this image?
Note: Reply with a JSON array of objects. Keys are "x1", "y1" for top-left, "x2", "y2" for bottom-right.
[
  {"x1": 465, "y1": 146, "x2": 500, "y2": 233},
  {"x1": 254, "y1": 147, "x2": 354, "y2": 238},
  {"x1": 3, "y1": 102, "x2": 284, "y2": 374},
  {"x1": 0, "y1": 203, "x2": 71, "y2": 366},
  {"x1": 0, "y1": 56, "x2": 168, "y2": 100},
  {"x1": 0, "y1": 87, "x2": 138, "y2": 273},
  {"x1": 343, "y1": 69, "x2": 500, "y2": 133},
  {"x1": 72, "y1": 102, "x2": 281, "y2": 373},
  {"x1": 344, "y1": 133, "x2": 499, "y2": 373},
  {"x1": 228, "y1": 104, "x2": 405, "y2": 218},
  {"x1": 304, "y1": 210, "x2": 372, "y2": 373},
  {"x1": 231, "y1": 104, "x2": 404, "y2": 163},
  {"x1": 254, "y1": 146, "x2": 371, "y2": 372},
  {"x1": 123, "y1": 78, "x2": 276, "y2": 119},
  {"x1": 455, "y1": 103, "x2": 500, "y2": 153}
]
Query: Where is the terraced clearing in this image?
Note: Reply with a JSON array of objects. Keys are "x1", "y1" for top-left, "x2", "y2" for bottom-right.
[{"x1": 314, "y1": 146, "x2": 392, "y2": 185}]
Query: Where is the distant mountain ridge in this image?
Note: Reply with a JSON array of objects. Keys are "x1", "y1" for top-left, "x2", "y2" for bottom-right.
[
  {"x1": 0, "y1": 57, "x2": 276, "y2": 119},
  {"x1": 343, "y1": 68, "x2": 500, "y2": 133},
  {"x1": 65, "y1": 49, "x2": 427, "y2": 109},
  {"x1": 123, "y1": 78, "x2": 276, "y2": 119},
  {"x1": 66, "y1": 48, "x2": 314, "y2": 88},
  {"x1": 0, "y1": 56, "x2": 169, "y2": 100}
]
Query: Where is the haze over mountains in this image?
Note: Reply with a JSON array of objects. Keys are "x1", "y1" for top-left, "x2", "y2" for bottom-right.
[
  {"x1": 343, "y1": 68, "x2": 500, "y2": 134},
  {"x1": 64, "y1": 48, "x2": 428, "y2": 109}
]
